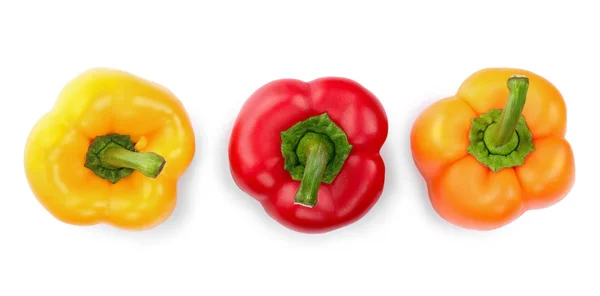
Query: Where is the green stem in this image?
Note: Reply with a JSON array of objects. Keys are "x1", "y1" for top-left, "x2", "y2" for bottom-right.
[
  {"x1": 466, "y1": 75, "x2": 535, "y2": 172},
  {"x1": 280, "y1": 113, "x2": 353, "y2": 207},
  {"x1": 293, "y1": 133, "x2": 333, "y2": 207},
  {"x1": 84, "y1": 133, "x2": 166, "y2": 183},
  {"x1": 100, "y1": 147, "x2": 165, "y2": 178},
  {"x1": 486, "y1": 75, "x2": 529, "y2": 149}
]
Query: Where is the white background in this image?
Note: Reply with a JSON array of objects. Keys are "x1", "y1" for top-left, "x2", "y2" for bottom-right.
[{"x1": 1, "y1": 1, "x2": 598, "y2": 295}]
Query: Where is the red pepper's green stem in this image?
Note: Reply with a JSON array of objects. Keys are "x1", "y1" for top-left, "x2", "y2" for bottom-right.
[
  {"x1": 294, "y1": 133, "x2": 333, "y2": 207},
  {"x1": 484, "y1": 75, "x2": 529, "y2": 154},
  {"x1": 100, "y1": 147, "x2": 166, "y2": 178},
  {"x1": 281, "y1": 113, "x2": 352, "y2": 206}
]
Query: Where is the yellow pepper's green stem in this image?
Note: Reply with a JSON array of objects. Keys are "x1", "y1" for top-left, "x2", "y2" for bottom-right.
[
  {"x1": 84, "y1": 133, "x2": 166, "y2": 183},
  {"x1": 100, "y1": 147, "x2": 165, "y2": 178}
]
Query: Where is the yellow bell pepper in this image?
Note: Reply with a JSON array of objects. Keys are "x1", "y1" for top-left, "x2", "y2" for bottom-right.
[{"x1": 24, "y1": 68, "x2": 195, "y2": 230}]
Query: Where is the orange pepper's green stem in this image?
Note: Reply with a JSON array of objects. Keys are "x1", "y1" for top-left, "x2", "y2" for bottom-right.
[
  {"x1": 484, "y1": 75, "x2": 529, "y2": 154},
  {"x1": 466, "y1": 75, "x2": 534, "y2": 172}
]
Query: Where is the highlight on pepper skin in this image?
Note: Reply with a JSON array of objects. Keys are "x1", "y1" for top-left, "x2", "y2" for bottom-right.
[
  {"x1": 228, "y1": 77, "x2": 388, "y2": 234},
  {"x1": 24, "y1": 68, "x2": 195, "y2": 230},
  {"x1": 410, "y1": 68, "x2": 575, "y2": 230}
]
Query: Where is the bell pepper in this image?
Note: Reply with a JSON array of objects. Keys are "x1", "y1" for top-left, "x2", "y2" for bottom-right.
[
  {"x1": 24, "y1": 68, "x2": 195, "y2": 230},
  {"x1": 411, "y1": 68, "x2": 575, "y2": 230},
  {"x1": 229, "y1": 77, "x2": 388, "y2": 233}
]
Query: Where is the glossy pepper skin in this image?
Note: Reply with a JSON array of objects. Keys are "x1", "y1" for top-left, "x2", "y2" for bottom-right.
[
  {"x1": 229, "y1": 77, "x2": 388, "y2": 233},
  {"x1": 411, "y1": 68, "x2": 575, "y2": 230},
  {"x1": 24, "y1": 68, "x2": 195, "y2": 230}
]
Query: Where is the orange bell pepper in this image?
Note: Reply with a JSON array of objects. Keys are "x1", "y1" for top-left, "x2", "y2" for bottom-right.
[
  {"x1": 24, "y1": 68, "x2": 195, "y2": 230},
  {"x1": 411, "y1": 68, "x2": 575, "y2": 230}
]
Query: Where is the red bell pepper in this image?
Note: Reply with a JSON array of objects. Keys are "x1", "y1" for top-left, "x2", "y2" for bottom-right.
[{"x1": 229, "y1": 77, "x2": 388, "y2": 233}]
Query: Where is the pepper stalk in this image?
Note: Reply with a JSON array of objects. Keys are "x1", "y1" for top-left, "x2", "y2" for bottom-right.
[
  {"x1": 466, "y1": 75, "x2": 535, "y2": 172},
  {"x1": 84, "y1": 134, "x2": 166, "y2": 183},
  {"x1": 281, "y1": 113, "x2": 352, "y2": 207}
]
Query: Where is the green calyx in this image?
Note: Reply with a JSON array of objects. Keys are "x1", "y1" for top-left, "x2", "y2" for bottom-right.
[
  {"x1": 281, "y1": 113, "x2": 352, "y2": 207},
  {"x1": 84, "y1": 134, "x2": 166, "y2": 183},
  {"x1": 467, "y1": 75, "x2": 535, "y2": 172}
]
